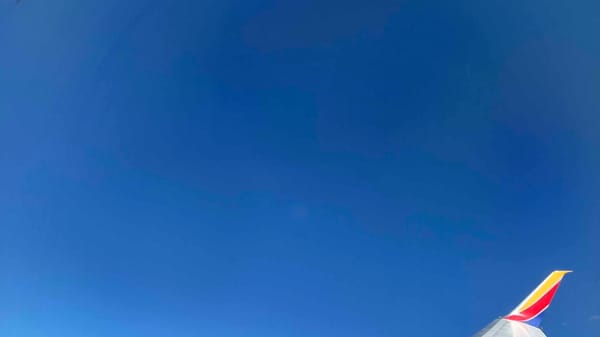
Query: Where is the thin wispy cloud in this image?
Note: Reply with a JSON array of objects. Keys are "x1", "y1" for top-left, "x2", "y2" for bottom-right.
[{"x1": 589, "y1": 315, "x2": 600, "y2": 321}]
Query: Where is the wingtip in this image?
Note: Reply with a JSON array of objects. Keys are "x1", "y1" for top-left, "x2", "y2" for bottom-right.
[{"x1": 505, "y1": 269, "x2": 572, "y2": 326}]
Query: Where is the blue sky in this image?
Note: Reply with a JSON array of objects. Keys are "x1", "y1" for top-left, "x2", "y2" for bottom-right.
[{"x1": 1, "y1": 0, "x2": 599, "y2": 336}]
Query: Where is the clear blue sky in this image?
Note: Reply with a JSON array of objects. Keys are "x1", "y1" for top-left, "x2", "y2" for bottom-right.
[{"x1": 1, "y1": 1, "x2": 599, "y2": 336}]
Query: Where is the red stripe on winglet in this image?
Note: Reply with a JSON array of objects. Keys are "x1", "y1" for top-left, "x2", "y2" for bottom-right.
[{"x1": 505, "y1": 282, "x2": 561, "y2": 321}]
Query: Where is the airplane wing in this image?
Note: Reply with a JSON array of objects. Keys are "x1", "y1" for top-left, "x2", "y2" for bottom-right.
[{"x1": 472, "y1": 270, "x2": 571, "y2": 337}]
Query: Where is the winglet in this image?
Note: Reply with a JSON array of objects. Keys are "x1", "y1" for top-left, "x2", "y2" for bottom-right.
[{"x1": 505, "y1": 270, "x2": 571, "y2": 327}]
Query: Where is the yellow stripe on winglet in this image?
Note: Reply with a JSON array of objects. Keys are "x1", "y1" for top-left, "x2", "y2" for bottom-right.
[{"x1": 518, "y1": 270, "x2": 572, "y2": 311}]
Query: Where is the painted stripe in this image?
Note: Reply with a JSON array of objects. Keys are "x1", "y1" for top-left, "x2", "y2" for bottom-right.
[
  {"x1": 505, "y1": 281, "x2": 561, "y2": 322},
  {"x1": 515, "y1": 271, "x2": 569, "y2": 312}
]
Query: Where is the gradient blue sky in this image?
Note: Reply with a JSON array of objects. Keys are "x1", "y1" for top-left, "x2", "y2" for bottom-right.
[{"x1": 1, "y1": 1, "x2": 599, "y2": 336}]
